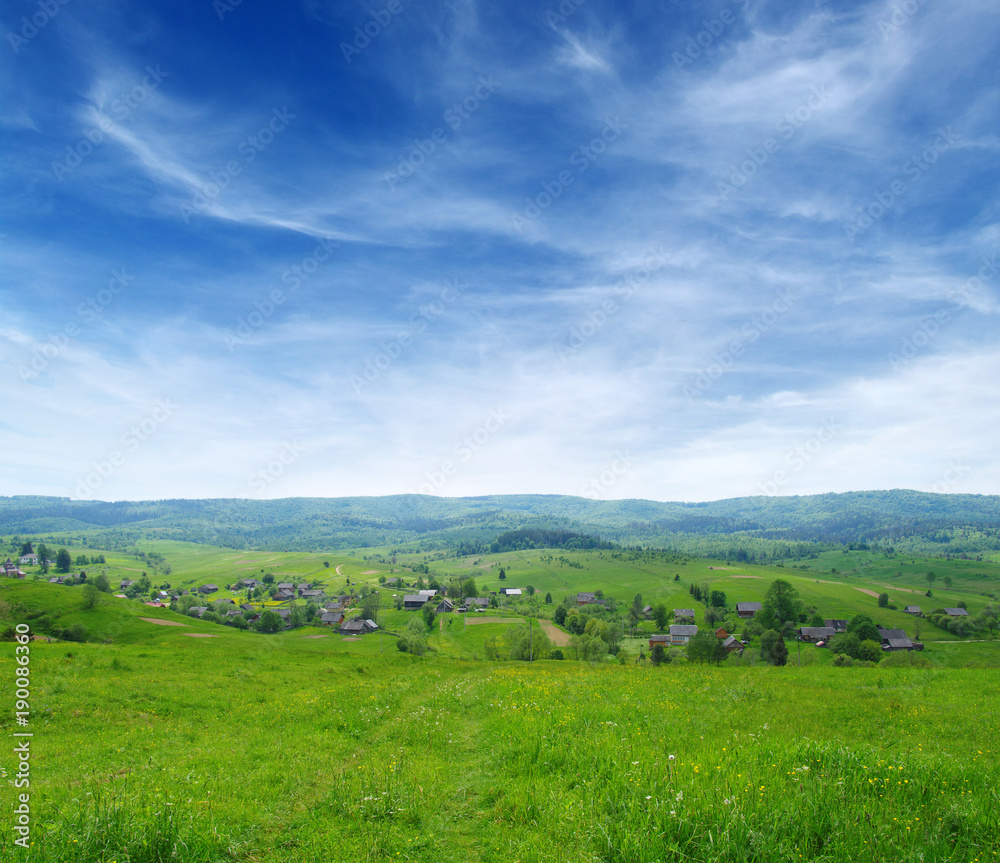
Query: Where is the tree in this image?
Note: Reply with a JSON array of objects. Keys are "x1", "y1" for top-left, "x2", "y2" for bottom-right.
[
  {"x1": 858, "y1": 639, "x2": 883, "y2": 663},
  {"x1": 710, "y1": 590, "x2": 726, "y2": 608},
  {"x1": 847, "y1": 614, "x2": 881, "y2": 643},
  {"x1": 81, "y1": 582, "x2": 100, "y2": 609},
  {"x1": 255, "y1": 610, "x2": 283, "y2": 633},
  {"x1": 829, "y1": 632, "x2": 861, "y2": 659},
  {"x1": 760, "y1": 630, "x2": 788, "y2": 666},
  {"x1": 686, "y1": 631, "x2": 717, "y2": 664},
  {"x1": 554, "y1": 605, "x2": 567, "y2": 626},
  {"x1": 759, "y1": 580, "x2": 801, "y2": 632},
  {"x1": 262, "y1": 573, "x2": 274, "y2": 585},
  {"x1": 498, "y1": 568, "x2": 506, "y2": 581},
  {"x1": 37, "y1": 544, "x2": 50, "y2": 574},
  {"x1": 650, "y1": 643, "x2": 666, "y2": 666},
  {"x1": 653, "y1": 603, "x2": 669, "y2": 630},
  {"x1": 544, "y1": 592, "x2": 553, "y2": 604},
  {"x1": 526, "y1": 585, "x2": 536, "y2": 596},
  {"x1": 19, "y1": 540, "x2": 33, "y2": 556},
  {"x1": 926, "y1": 571, "x2": 936, "y2": 588},
  {"x1": 421, "y1": 602, "x2": 436, "y2": 630},
  {"x1": 361, "y1": 591, "x2": 381, "y2": 622},
  {"x1": 943, "y1": 575, "x2": 953, "y2": 589},
  {"x1": 93, "y1": 573, "x2": 111, "y2": 593},
  {"x1": 877, "y1": 593, "x2": 889, "y2": 608}
]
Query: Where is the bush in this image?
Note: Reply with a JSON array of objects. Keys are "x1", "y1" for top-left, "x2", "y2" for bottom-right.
[
  {"x1": 858, "y1": 639, "x2": 883, "y2": 663},
  {"x1": 65, "y1": 622, "x2": 88, "y2": 643},
  {"x1": 550, "y1": 649, "x2": 564, "y2": 660},
  {"x1": 879, "y1": 651, "x2": 933, "y2": 668},
  {"x1": 877, "y1": 593, "x2": 889, "y2": 608},
  {"x1": 832, "y1": 653, "x2": 853, "y2": 667}
]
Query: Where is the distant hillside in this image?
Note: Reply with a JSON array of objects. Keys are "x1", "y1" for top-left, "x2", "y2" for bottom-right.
[{"x1": 1, "y1": 490, "x2": 999, "y2": 559}]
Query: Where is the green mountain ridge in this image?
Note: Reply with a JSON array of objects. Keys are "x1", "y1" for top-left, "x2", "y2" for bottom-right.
[{"x1": 1, "y1": 490, "x2": 999, "y2": 557}]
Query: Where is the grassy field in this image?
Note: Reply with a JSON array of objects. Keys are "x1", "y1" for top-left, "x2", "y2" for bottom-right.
[
  {"x1": 1, "y1": 540, "x2": 998, "y2": 862},
  {"x1": 1, "y1": 630, "x2": 997, "y2": 863}
]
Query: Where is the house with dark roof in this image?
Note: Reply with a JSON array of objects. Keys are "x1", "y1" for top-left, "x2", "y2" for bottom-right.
[
  {"x1": 648, "y1": 633, "x2": 671, "y2": 648},
  {"x1": 903, "y1": 605, "x2": 922, "y2": 616},
  {"x1": 737, "y1": 602, "x2": 762, "y2": 619},
  {"x1": 436, "y1": 597, "x2": 454, "y2": 613},
  {"x1": 576, "y1": 592, "x2": 598, "y2": 605},
  {"x1": 721, "y1": 634, "x2": 744, "y2": 654},
  {"x1": 339, "y1": 618, "x2": 378, "y2": 635},
  {"x1": 462, "y1": 597, "x2": 489, "y2": 611},
  {"x1": 275, "y1": 588, "x2": 296, "y2": 601},
  {"x1": 878, "y1": 627, "x2": 915, "y2": 651},
  {"x1": 276, "y1": 583, "x2": 294, "y2": 591},
  {"x1": 300, "y1": 589, "x2": 327, "y2": 601},
  {"x1": 669, "y1": 624, "x2": 698, "y2": 646},
  {"x1": 19, "y1": 553, "x2": 38, "y2": 566},
  {"x1": 799, "y1": 626, "x2": 836, "y2": 643},
  {"x1": 642, "y1": 604, "x2": 653, "y2": 618},
  {"x1": 198, "y1": 584, "x2": 219, "y2": 594},
  {"x1": 189, "y1": 607, "x2": 208, "y2": 618},
  {"x1": 673, "y1": 608, "x2": 695, "y2": 620},
  {"x1": 404, "y1": 594, "x2": 429, "y2": 610},
  {"x1": 241, "y1": 578, "x2": 262, "y2": 587},
  {"x1": 943, "y1": 608, "x2": 969, "y2": 617},
  {"x1": 321, "y1": 610, "x2": 344, "y2": 626}
]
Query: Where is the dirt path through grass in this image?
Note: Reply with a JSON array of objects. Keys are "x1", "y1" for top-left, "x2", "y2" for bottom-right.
[{"x1": 538, "y1": 619, "x2": 570, "y2": 646}]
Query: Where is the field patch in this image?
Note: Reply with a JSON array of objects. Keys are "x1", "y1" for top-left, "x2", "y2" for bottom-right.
[
  {"x1": 538, "y1": 619, "x2": 570, "y2": 646},
  {"x1": 730, "y1": 574, "x2": 763, "y2": 579},
  {"x1": 362, "y1": 569, "x2": 380, "y2": 574},
  {"x1": 855, "y1": 587, "x2": 881, "y2": 597},
  {"x1": 466, "y1": 616, "x2": 522, "y2": 625},
  {"x1": 302, "y1": 634, "x2": 329, "y2": 639},
  {"x1": 139, "y1": 617, "x2": 190, "y2": 627},
  {"x1": 182, "y1": 633, "x2": 219, "y2": 638}
]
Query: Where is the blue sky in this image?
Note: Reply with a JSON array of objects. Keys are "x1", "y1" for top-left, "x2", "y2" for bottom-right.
[{"x1": 2, "y1": 0, "x2": 998, "y2": 503}]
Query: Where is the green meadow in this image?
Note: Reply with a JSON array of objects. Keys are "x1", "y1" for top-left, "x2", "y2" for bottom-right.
[{"x1": 2, "y1": 539, "x2": 998, "y2": 862}]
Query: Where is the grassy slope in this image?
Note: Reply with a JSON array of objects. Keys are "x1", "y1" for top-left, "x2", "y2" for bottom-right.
[{"x1": 0, "y1": 636, "x2": 997, "y2": 863}]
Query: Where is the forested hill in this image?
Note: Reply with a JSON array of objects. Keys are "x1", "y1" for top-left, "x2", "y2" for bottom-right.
[{"x1": 1, "y1": 490, "x2": 999, "y2": 558}]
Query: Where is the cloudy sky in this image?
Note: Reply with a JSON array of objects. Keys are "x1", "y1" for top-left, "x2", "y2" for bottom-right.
[{"x1": 2, "y1": 0, "x2": 998, "y2": 504}]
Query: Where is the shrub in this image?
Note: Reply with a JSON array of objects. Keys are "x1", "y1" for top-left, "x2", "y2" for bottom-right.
[
  {"x1": 858, "y1": 639, "x2": 883, "y2": 663},
  {"x1": 550, "y1": 649, "x2": 564, "y2": 660},
  {"x1": 832, "y1": 653, "x2": 853, "y2": 667}
]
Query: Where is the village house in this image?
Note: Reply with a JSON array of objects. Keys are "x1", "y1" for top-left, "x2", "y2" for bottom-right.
[
  {"x1": 462, "y1": 597, "x2": 489, "y2": 611},
  {"x1": 669, "y1": 624, "x2": 698, "y2": 646},
  {"x1": 824, "y1": 619, "x2": 849, "y2": 633},
  {"x1": 648, "y1": 633, "x2": 671, "y2": 649},
  {"x1": 275, "y1": 588, "x2": 296, "y2": 601},
  {"x1": 721, "y1": 634, "x2": 744, "y2": 654},
  {"x1": 943, "y1": 608, "x2": 969, "y2": 617},
  {"x1": 903, "y1": 605, "x2": 922, "y2": 616},
  {"x1": 300, "y1": 589, "x2": 327, "y2": 601},
  {"x1": 3, "y1": 559, "x2": 26, "y2": 577},
  {"x1": 321, "y1": 609, "x2": 344, "y2": 627},
  {"x1": 339, "y1": 618, "x2": 378, "y2": 636},
  {"x1": 799, "y1": 626, "x2": 836, "y2": 643},
  {"x1": 673, "y1": 608, "x2": 695, "y2": 621},
  {"x1": 436, "y1": 597, "x2": 455, "y2": 613},
  {"x1": 19, "y1": 553, "x2": 39, "y2": 566},
  {"x1": 642, "y1": 604, "x2": 653, "y2": 619},
  {"x1": 736, "y1": 602, "x2": 762, "y2": 619},
  {"x1": 878, "y1": 627, "x2": 917, "y2": 651},
  {"x1": 189, "y1": 607, "x2": 208, "y2": 618},
  {"x1": 198, "y1": 584, "x2": 219, "y2": 594},
  {"x1": 404, "y1": 594, "x2": 429, "y2": 610},
  {"x1": 576, "y1": 592, "x2": 600, "y2": 605},
  {"x1": 499, "y1": 588, "x2": 521, "y2": 596}
]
